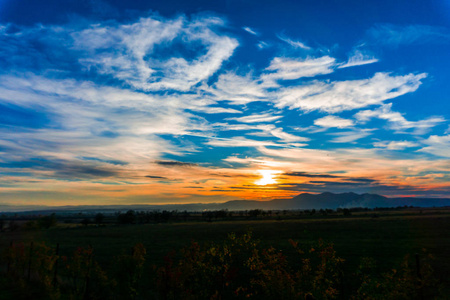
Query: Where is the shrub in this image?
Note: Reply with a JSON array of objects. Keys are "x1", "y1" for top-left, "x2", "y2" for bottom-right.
[{"x1": 157, "y1": 232, "x2": 344, "y2": 299}]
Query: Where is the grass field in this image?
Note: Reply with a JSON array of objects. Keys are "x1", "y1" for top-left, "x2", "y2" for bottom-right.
[{"x1": 1, "y1": 209, "x2": 450, "y2": 298}]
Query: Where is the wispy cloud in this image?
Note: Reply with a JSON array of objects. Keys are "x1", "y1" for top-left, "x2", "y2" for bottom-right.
[
  {"x1": 338, "y1": 50, "x2": 378, "y2": 69},
  {"x1": 314, "y1": 115, "x2": 354, "y2": 128},
  {"x1": 257, "y1": 41, "x2": 270, "y2": 49},
  {"x1": 277, "y1": 34, "x2": 311, "y2": 50},
  {"x1": 373, "y1": 140, "x2": 420, "y2": 150},
  {"x1": 73, "y1": 15, "x2": 238, "y2": 91},
  {"x1": 261, "y1": 56, "x2": 335, "y2": 86},
  {"x1": 275, "y1": 72, "x2": 427, "y2": 113},
  {"x1": 205, "y1": 136, "x2": 282, "y2": 148},
  {"x1": 418, "y1": 135, "x2": 450, "y2": 158},
  {"x1": 243, "y1": 26, "x2": 259, "y2": 36},
  {"x1": 209, "y1": 72, "x2": 266, "y2": 104},
  {"x1": 355, "y1": 103, "x2": 445, "y2": 134},
  {"x1": 226, "y1": 113, "x2": 282, "y2": 123},
  {"x1": 155, "y1": 160, "x2": 198, "y2": 167}
]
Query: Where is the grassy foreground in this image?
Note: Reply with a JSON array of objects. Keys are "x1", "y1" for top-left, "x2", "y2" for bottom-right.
[{"x1": 1, "y1": 210, "x2": 449, "y2": 298}]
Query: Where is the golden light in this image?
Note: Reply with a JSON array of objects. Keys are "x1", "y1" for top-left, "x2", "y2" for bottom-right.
[{"x1": 255, "y1": 170, "x2": 282, "y2": 185}]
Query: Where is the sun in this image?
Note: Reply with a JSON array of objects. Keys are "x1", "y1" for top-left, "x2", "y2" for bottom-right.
[{"x1": 255, "y1": 170, "x2": 282, "y2": 185}]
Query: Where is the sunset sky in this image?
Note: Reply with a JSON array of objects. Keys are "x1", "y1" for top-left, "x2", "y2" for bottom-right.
[{"x1": 1, "y1": 0, "x2": 450, "y2": 206}]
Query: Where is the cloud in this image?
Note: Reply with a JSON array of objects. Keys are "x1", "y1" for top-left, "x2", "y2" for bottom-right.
[
  {"x1": 329, "y1": 130, "x2": 372, "y2": 143},
  {"x1": 210, "y1": 72, "x2": 266, "y2": 104},
  {"x1": 338, "y1": 50, "x2": 378, "y2": 69},
  {"x1": 257, "y1": 41, "x2": 270, "y2": 49},
  {"x1": 0, "y1": 13, "x2": 448, "y2": 202},
  {"x1": 268, "y1": 127, "x2": 310, "y2": 143},
  {"x1": 418, "y1": 135, "x2": 450, "y2": 158},
  {"x1": 314, "y1": 115, "x2": 354, "y2": 128},
  {"x1": 226, "y1": 113, "x2": 282, "y2": 123},
  {"x1": 283, "y1": 171, "x2": 340, "y2": 178},
  {"x1": 373, "y1": 140, "x2": 420, "y2": 150},
  {"x1": 155, "y1": 160, "x2": 198, "y2": 167},
  {"x1": 205, "y1": 137, "x2": 281, "y2": 148},
  {"x1": 367, "y1": 24, "x2": 450, "y2": 47},
  {"x1": 243, "y1": 26, "x2": 259, "y2": 36},
  {"x1": 73, "y1": 15, "x2": 239, "y2": 91},
  {"x1": 277, "y1": 34, "x2": 311, "y2": 50},
  {"x1": 275, "y1": 72, "x2": 427, "y2": 113},
  {"x1": 261, "y1": 56, "x2": 335, "y2": 86},
  {"x1": 145, "y1": 175, "x2": 168, "y2": 179},
  {"x1": 355, "y1": 103, "x2": 445, "y2": 134},
  {"x1": 0, "y1": 157, "x2": 122, "y2": 180}
]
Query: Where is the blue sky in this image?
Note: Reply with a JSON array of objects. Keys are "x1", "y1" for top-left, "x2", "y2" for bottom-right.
[{"x1": 1, "y1": 0, "x2": 449, "y2": 206}]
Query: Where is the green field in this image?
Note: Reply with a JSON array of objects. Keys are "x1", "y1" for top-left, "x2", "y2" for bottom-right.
[{"x1": 1, "y1": 210, "x2": 450, "y2": 298}]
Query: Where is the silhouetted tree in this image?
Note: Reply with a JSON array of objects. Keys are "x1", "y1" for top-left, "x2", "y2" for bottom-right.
[
  {"x1": 95, "y1": 213, "x2": 104, "y2": 225},
  {"x1": 81, "y1": 217, "x2": 91, "y2": 227},
  {"x1": 118, "y1": 210, "x2": 136, "y2": 224},
  {"x1": 38, "y1": 213, "x2": 57, "y2": 229}
]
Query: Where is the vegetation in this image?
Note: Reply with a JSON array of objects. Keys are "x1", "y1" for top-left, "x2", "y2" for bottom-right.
[{"x1": 0, "y1": 207, "x2": 449, "y2": 299}]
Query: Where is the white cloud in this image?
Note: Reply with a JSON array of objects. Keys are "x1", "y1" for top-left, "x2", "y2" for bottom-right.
[
  {"x1": 243, "y1": 27, "x2": 259, "y2": 36},
  {"x1": 261, "y1": 56, "x2": 335, "y2": 86},
  {"x1": 418, "y1": 135, "x2": 450, "y2": 158},
  {"x1": 277, "y1": 34, "x2": 311, "y2": 50},
  {"x1": 268, "y1": 128, "x2": 310, "y2": 143},
  {"x1": 257, "y1": 41, "x2": 270, "y2": 49},
  {"x1": 355, "y1": 103, "x2": 445, "y2": 134},
  {"x1": 0, "y1": 73, "x2": 210, "y2": 168},
  {"x1": 338, "y1": 50, "x2": 379, "y2": 69},
  {"x1": 275, "y1": 72, "x2": 427, "y2": 113},
  {"x1": 205, "y1": 137, "x2": 281, "y2": 148},
  {"x1": 329, "y1": 131, "x2": 371, "y2": 143},
  {"x1": 73, "y1": 15, "x2": 238, "y2": 91},
  {"x1": 314, "y1": 115, "x2": 354, "y2": 128},
  {"x1": 226, "y1": 113, "x2": 282, "y2": 123},
  {"x1": 209, "y1": 72, "x2": 267, "y2": 104},
  {"x1": 374, "y1": 140, "x2": 420, "y2": 150}
]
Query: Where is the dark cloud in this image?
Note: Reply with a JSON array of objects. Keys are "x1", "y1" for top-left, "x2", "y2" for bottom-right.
[
  {"x1": 81, "y1": 156, "x2": 128, "y2": 165},
  {"x1": 0, "y1": 157, "x2": 121, "y2": 179},
  {"x1": 155, "y1": 160, "x2": 198, "y2": 167},
  {"x1": 145, "y1": 175, "x2": 167, "y2": 179},
  {"x1": 346, "y1": 177, "x2": 377, "y2": 183},
  {"x1": 275, "y1": 180, "x2": 419, "y2": 195},
  {"x1": 284, "y1": 172, "x2": 377, "y2": 184},
  {"x1": 310, "y1": 181, "x2": 367, "y2": 186},
  {"x1": 54, "y1": 164, "x2": 119, "y2": 179},
  {"x1": 210, "y1": 173, "x2": 258, "y2": 178},
  {"x1": 284, "y1": 172, "x2": 340, "y2": 178}
]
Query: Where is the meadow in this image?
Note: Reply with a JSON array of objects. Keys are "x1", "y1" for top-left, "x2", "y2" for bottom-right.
[{"x1": 1, "y1": 208, "x2": 449, "y2": 299}]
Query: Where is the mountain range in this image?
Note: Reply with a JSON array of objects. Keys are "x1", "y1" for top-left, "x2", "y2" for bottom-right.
[{"x1": 1, "y1": 192, "x2": 450, "y2": 214}]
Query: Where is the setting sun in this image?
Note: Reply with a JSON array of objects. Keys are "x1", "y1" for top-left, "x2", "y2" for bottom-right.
[{"x1": 255, "y1": 170, "x2": 282, "y2": 186}]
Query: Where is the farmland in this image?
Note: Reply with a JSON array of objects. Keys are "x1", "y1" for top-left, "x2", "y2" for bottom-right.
[{"x1": 1, "y1": 208, "x2": 450, "y2": 299}]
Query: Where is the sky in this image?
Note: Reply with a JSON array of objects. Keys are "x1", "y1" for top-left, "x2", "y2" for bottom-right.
[{"x1": 1, "y1": 0, "x2": 450, "y2": 206}]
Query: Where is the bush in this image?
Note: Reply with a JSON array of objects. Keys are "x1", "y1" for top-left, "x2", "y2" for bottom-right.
[{"x1": 157, "y1": 232, "x2": 344, "y2": 299}]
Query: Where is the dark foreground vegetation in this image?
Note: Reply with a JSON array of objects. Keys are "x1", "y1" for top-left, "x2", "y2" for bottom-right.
[{"x1": 1, "y1": 207, "x2": 449, "y2": 299}]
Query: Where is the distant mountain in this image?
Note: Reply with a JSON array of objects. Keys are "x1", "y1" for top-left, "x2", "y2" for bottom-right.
[
  {"x1": 1, "y1": 192, "x2": 449, "y2": 214},
  {"x1": 215, "y1": 192, "x2": 450, "y2": 210}
]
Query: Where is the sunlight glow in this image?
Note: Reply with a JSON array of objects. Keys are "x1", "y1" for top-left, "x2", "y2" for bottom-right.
[{"x1": 255, "y1": 170, "x2": 282, "y2": 185}]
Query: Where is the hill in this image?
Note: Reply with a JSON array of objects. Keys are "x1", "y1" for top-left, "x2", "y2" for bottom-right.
[{"x1": 1, "y1": 192, "x2": 450, "y2": 214}]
